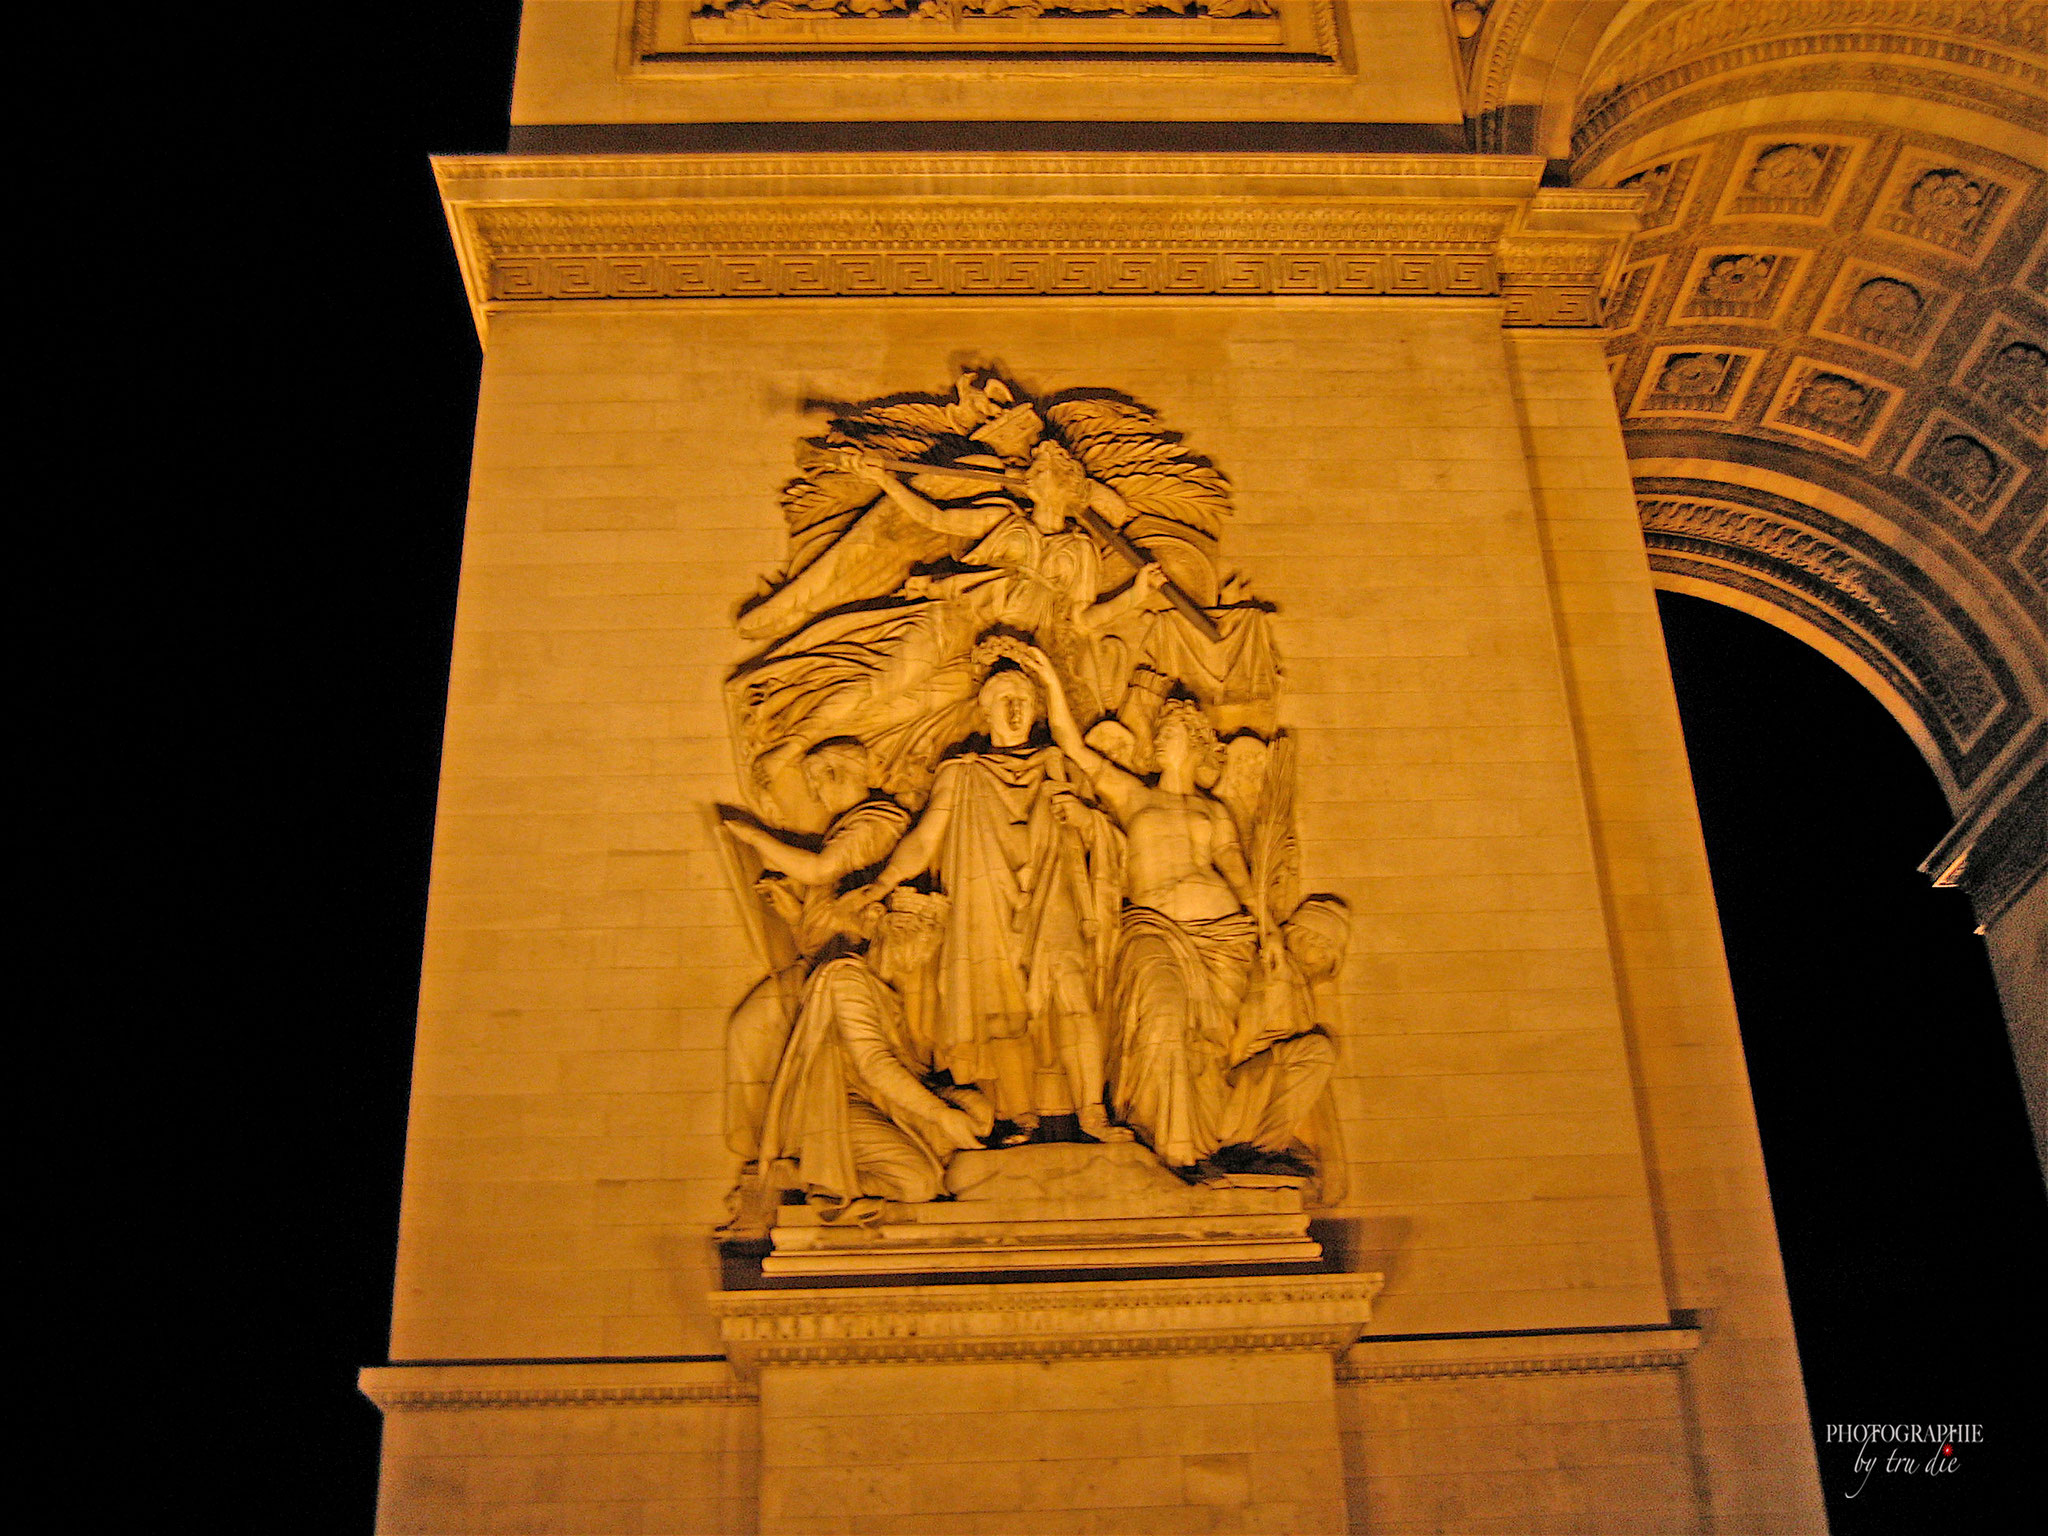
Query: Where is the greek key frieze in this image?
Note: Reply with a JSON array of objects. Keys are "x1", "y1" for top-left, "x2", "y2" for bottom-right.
[
  {"x1": 1501, "y1": 281, "x2": 1603, "y2": 327},
  {"x1": 487, "y1": 249, "x2": 1499, "y2": 303}
]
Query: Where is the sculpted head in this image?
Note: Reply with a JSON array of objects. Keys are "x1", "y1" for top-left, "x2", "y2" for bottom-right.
[
  {"x1": 977, "y1": 666, "x2": 1041, "y2": 748},
  {"x1": 1283, "y1": 896, "x2": 1352, "y2": 983},
  {"x1": 801, "y1": 737, "x2": 872, "y2": 818},
  {"x1": 1153, "y1": 698, "x2": 1223, "y2": 779},
  {"x1": 1025, "y1": 440, "x2": 1088, "y2": 533}
]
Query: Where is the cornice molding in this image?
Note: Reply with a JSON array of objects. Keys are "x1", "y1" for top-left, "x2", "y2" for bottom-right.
[
  {"x1": 1641, "y1": 497, "x2": 1900, "y2": 623},
  {"x1": 368, "y1": 1381, "x2": 758, "y2": 1411},
  {"x1": 1573, "y1": 52, "x2": 2048, "y2": 178},
  {"x1": 1339, "y1": 1323, "x2": 1704, "y2": 1383},
  {"x1": 710, "y1": 1272, "x2": 1383, "y2": 1373},
  {"x1": 359, "y1": 1361, "x2": 755, "y2": 1413},
  {"x1": 1924, "y1": 732, "x2": 2048, "y2": 926},
  {"x1": 1341, "y1": 1348, "x2": 1695, "y2": 1381},
  {"x1": 434, "y1": 153, "x2": 1635, "y2": 333},
  {"x1": 1584, "y1": 1, "x2": 2048, "y2": 107},
  {"x1": 1635, "y1": 473, "x2": 2032, "y2": 793},
  {"x1": 432, "y1": 151, "x2": 1554, "y2": 196}
]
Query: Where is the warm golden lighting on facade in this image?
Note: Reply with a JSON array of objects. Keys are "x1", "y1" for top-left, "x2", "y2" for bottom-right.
[{"x1": 364, "y1": 5, "x2": 2044, "y2": 1531}]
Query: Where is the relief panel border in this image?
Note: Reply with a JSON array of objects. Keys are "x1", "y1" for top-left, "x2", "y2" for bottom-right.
[
  {"x1": 1635, "y1": 475, "x2": 2030, "y2": 790},
  {"x1": 487, "y1": 248, "x2": 1501, "y2": 303},
  {"x1": 627, "y1": 0, "x2": 1350, "y2": 72}
]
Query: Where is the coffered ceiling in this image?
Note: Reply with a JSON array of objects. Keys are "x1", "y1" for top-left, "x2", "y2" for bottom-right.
[{"x1": 1469, "y1": 0, "x2": 2046, "y2": 914}]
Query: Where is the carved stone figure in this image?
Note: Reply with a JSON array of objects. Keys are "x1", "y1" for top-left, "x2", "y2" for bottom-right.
[
  {"x1": 867, "y1": 658, "x2": 1131, "y2": 1143},
  {"x1": 718, "y1": 740, "x2": 991, "y2": 1230},
  {"x1": 726, "y1": 373, "x2": 1237, "y2": 823},
  {"x1": 1017, "y1": 645, "x2": 1339, "y2": 1177},
  {"x1": 1215, "y1": 894, "x2": 1350, "y2": 1197},
  {"x1": 715, "y1": 368, "x2": 1342, "y2": 1226}
]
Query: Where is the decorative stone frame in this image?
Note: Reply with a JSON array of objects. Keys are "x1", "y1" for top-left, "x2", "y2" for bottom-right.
[
  {"x1": 1600, "y1": 254, "x2": 1665, "y2": 336},
  {"x1": 1763, "y1": 356, "x2": 1904, "y2": 457},
  {"x1": 1627, "y1": 344, "x2": 1767, "y2": 421},
  {"x1": 2025, "y1": 225, "x2": 2048, "y2": 302},
  {"x1": 1612, "y1": 152, "x2": 1702, "y2": 232},
  {"x1": 1670, "y1": 245, "x2": 1808, "y2": 326},
  {"x1": 1865, "y1": 147, "x2": 2035, "y2": 266},
  {"x1": 1900, "y1": 411, "x2": 2031, "y2": 529},
  {"x1": 1955, "y1": 314, "x2": 2048, "y2": 446},
  {"x1": 627, "y1": 0, "x2": 1338, "y2": 67},
  {"x1": 1811, "y1": 258, "x2": 1957, "y2": 366},
  {"x1": 1711, "y1": 134, "x2": 1867, "y2": 225}
]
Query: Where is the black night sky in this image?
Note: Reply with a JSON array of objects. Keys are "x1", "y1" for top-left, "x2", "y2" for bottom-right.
[{"x1": 211, "y1": 7, "x2": 2044, "y2": 1531}]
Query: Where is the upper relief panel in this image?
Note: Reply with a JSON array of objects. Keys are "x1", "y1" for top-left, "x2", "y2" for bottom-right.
[
  {"x1": 662, "y1": 0, "x2": 1291, "y2": 54},
  {"x1": 511, "y1": 0, "x2": 1464, "y2": 125}
]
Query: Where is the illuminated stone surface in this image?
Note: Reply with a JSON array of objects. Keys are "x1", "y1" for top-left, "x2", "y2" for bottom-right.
[{"x1": 365, "y1": 4, "x2": 2044, "y2": 1532}]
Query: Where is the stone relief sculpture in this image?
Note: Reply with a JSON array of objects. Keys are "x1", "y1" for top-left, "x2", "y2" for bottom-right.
[
  {"x1": 865, "y1": 657, "x2": 1130, "y2": 1146},
  {"x1": 1019, "y1": 645, "x2": 1341, "y2": 1181},
  {"x1": 718, "y1": 740, "x2": 993, "y2": 1233},
  {"x1": 715, "y1": 369, "x2": 1345, "y2": 1240}
]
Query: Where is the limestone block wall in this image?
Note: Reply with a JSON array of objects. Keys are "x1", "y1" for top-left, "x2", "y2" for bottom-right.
[
  {"x1": 1336, "y1": 1370, "x2": 1698, "y2": 1536},
  {"x1": 757, "y1": 1353, "x2": 1348, "y2": 1535},
  {"x1": 380, "y1": 279, "x2": 1823, "y2": 1531},
  {"x1": 365, "y1": 1363, "x2": 759, "y2": 1535},
  {"x1": 1505, "y1": 330, "x2": 1825, "y2": 1531},
  {"x1": 392, "y1": 298, "x2": 1674, "y2": 1363}
]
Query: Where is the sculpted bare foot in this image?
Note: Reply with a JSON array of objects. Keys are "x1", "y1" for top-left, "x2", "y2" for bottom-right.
[{"x1": 1079, "y1": 1106, "x2": 1134, "y2": 1143}]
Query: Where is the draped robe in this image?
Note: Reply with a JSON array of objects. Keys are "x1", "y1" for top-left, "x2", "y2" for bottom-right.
[
  {"x1": 730, "y1": 512, "x2": 1126, "y2": 805},
  {"x1": 729, "y1": 798, "x2": 967, "y2": 1209},
  {"x1": 926, "y1": 744, "x2": 1121, "y2": 1114}
]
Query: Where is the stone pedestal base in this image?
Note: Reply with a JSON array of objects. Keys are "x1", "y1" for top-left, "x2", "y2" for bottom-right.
[
  {"x1": 712, "y1": 1272, "x2": 1382, "y2": 1534},
  {"x1": 764, "y1": 1142, "x2": 1323, "y2": 1276}
]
